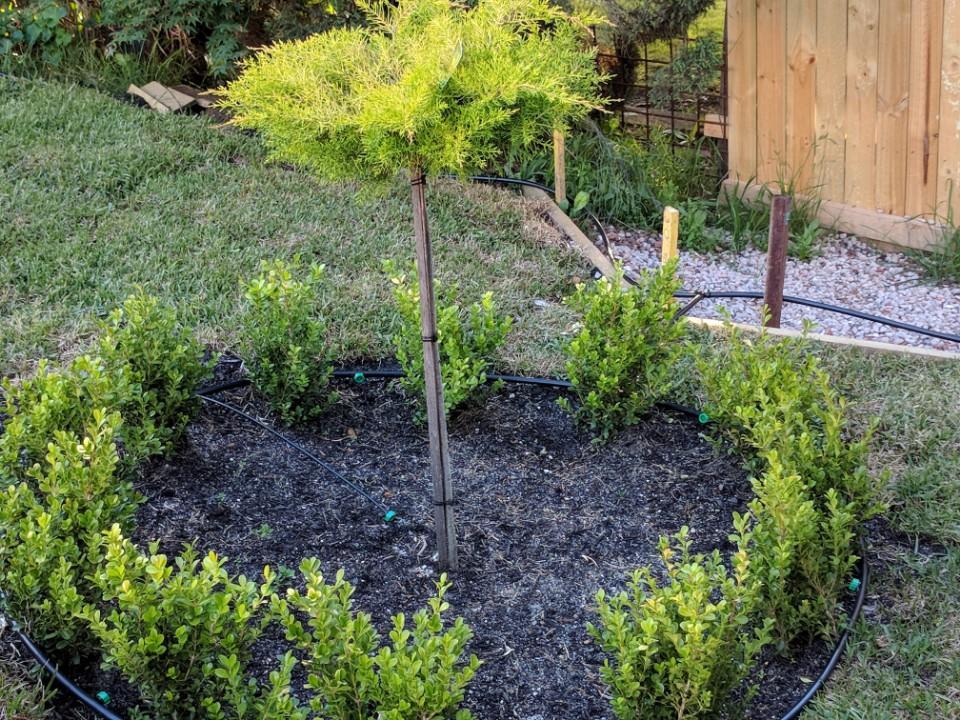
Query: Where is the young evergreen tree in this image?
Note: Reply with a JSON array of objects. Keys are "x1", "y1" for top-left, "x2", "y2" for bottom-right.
[{"x1": 220, "y1": 0, "x2": 602, "y2": 570}]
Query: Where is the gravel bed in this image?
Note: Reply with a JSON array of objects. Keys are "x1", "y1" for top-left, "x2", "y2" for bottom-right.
[{"x1": 605, "y1": 227, "x2": 960, "y2": 351}]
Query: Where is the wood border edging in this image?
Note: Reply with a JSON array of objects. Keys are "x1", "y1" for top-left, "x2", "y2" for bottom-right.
[{"x1": 721, "y1": 180, "x2": 948, "y2": 252}]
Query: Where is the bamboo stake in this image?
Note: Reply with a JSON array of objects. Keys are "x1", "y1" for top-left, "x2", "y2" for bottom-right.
[
  {"x1": 553, "y1": 129, "x2": 566, "y2": 206},
  {"x1": 661, "y1": 206, "x2": 679, "y2": 264},
  {"x1": 763, "y1": 194, "x2": 791, "y2": 328},
  {"x1": 409, "y1": 166, "x2": 458, "y2": 571}
]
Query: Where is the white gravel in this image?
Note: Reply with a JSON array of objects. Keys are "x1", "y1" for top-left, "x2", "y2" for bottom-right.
[{"x1": 605, "y1": 227, "x2": 960, "y2": 352}]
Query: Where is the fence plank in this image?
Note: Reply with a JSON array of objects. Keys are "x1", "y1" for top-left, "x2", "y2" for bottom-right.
[
  {"x1": 814, "y1": 0, "x2": 848, "y2": 202},
  {"x1": 938, "y1": 0, "x2": 960, "y2": 213},
  {"x1": 844, "y1": 0, "x2": 880, "y2": 209},
  {"x1": 906, "y1": 0, "x2": 944, "y2": 216},
  {"x1": 729, "y1": 0, "x2": 960, "y2": 225},
  {"x1": 786, "y1": 0, "x2": 817, "y2": 192},
  {"x1": 875, "y1": 0, "x2": 912, "y2": 215},
  {"x1": 756, "y1": 0, "x2": 787, "y2": 183},
  {"x1": 726, "y1": 0, "x2": 758, "y2": 180}
]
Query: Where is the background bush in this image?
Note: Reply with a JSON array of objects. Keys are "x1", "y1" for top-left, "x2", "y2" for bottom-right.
[
  {"x1": 698, "y1": 325, "x2": 882, "y2": 647},
  {"x1": 388, "y1": 262, "x2": 511, "y2": 417},
  {"x1": 560, "y1": 261, "x2": 685, "y2": 441},
  {"x1": 582, "y1": 0, "x2": 716, "y2": 89},
  {"x1": 0, "y1": 0, "x2": 362, "y2": 82},
  {"x1": 648, "y1": 35, "x2": 722, "y2": 110},
  {"x1": 240, "y1": 258, "x2": 335, "y2": 424},
  {"x1": 0, "y1": 0, "x2": 80, "y2": 65}
]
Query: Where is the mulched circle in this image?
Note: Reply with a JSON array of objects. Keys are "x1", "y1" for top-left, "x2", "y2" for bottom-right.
[{"x1": 62, "y1": 372, "x2": 840, "y2": 720}]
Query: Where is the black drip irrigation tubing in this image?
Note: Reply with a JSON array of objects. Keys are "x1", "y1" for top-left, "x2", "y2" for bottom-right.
[
  {"x1": 195, "y1": 390, "x2": 397, "y2": 522},
  {"x1": 671, "y1": 290, "x2": 960, "y2": 345},
  {"x1": 3, "y1": 369, "x2": 872, "y2": 720}
]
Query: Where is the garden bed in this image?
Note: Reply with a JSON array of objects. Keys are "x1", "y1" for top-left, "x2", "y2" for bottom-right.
[{"x1": 54, "y1": 372, "x2": 844, "y2": 720}]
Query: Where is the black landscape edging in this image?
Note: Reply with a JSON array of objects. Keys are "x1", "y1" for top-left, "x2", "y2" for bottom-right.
[{"x1": 3, "y1": 370, "x2": 871, "y2": 720}]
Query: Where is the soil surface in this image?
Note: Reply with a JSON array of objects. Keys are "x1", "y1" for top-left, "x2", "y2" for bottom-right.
[{"x1": 59, "y1": 370, "x2": 841, "y2": 720}]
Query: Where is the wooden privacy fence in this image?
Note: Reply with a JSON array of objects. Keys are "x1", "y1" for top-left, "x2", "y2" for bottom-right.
[{"x1": 725, "y1": 0, "x2": 960, "y2": 249}]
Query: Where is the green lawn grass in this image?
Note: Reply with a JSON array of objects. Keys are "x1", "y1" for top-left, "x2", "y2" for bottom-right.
[
  {"x1": 0, "y1": 77, "x2": 583, "y2": 378},
  {"x1": 2, "y1": 77, "x2": 959, "y2": 720},
  {"x1": 807, "y1": 351, "x2": 960, "y2": 719}
]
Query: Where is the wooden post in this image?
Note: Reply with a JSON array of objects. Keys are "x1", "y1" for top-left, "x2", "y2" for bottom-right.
[
  {"x1": 661, "y1": 206, "x2": 679, "y2": 264},
  {"x1": 410, "y1": 166, "x2": 458, "y2": 571},
  {"x1": 553, "y1": 128, "x2": 566, "y2": 206},
  {"x1": 763, "y1": 194, "x2": 791, "y2": 328}
]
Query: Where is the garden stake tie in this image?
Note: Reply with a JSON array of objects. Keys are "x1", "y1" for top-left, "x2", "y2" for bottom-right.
[{"x1": 411, "y1": 166, "x2": 458, "y2": 571}]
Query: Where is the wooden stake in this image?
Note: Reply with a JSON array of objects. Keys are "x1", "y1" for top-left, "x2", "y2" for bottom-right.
[
  {"x1": 763, "y1": 194, "x2": 791, "y2": 328},
  {"x1": 661, "y1": 206, "x2": 679, "y2": 264},
  {"x1": 409, "y1": 167, "x2": 458, "y2": 571},
  {"x1": 553, "y1": 129, "x2": 566, "y2": 206}
]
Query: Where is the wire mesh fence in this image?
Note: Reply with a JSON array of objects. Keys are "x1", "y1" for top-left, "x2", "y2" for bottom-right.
[{"x1": 596, "y1": 33, "x2": 729, "y2": 185}]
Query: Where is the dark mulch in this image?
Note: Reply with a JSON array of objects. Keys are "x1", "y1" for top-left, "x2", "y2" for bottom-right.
[{"x1": 57, "y1": 372, "x2": 841, "y2": 720}]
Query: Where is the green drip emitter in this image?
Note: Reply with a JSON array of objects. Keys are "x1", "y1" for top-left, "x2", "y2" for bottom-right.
[
  {"x1": 384, "y1": 510, "x2": 397, "y2": 522},
  {"x1": 96, "y1": 691, "x2": 111, "y2": 705},
  {"x1": 848, "y1": 578, "x2": 861, "y2": 592},
  {"x1": 354, "y1": 371, "x2": 366, "y2": 384},
  {"x1": 698, "y1": 412, "x2": 710, "y2": 424}
]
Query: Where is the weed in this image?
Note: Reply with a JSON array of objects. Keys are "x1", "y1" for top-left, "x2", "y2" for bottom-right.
[
  {"x1": 910, "y1": 182, "x2": 960, "y2": 284},
  {"x1": 0, "y1": 645, "x2": 53, "y2": 720}
]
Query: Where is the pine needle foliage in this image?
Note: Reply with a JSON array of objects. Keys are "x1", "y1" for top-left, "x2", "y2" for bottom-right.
[{"x1": 219, "y1": 0, "x2": 603, "y2": 179}]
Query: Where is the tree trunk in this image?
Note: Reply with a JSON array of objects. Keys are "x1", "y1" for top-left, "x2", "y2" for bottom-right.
[{"x1": 409, "y1": 166, "x2": 458, "y2": 571}]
